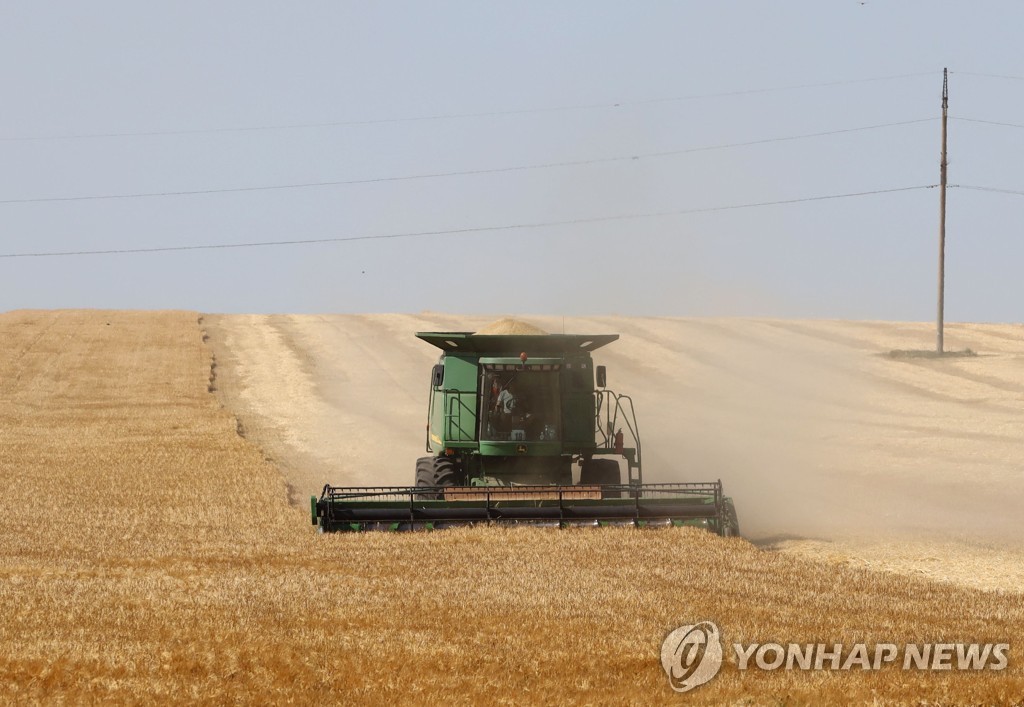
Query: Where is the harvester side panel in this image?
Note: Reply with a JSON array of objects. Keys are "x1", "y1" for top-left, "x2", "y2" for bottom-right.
[
  {"x1": 438, "y1": 355, "x2": 479, "y2": 445},
  {"x1": 561, "y1": 355, "x2": 597, "y2": 447}
]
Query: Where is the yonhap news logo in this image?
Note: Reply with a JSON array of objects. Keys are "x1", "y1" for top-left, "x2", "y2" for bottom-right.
[
  {"x1": 661, "y1": 620, "x2": 1010, "y2": 694},
  {"x1": 660, "y1": 621, "x2": 724, "y2": 693}
]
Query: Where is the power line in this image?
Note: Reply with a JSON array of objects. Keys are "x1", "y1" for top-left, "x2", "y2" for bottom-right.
[
  {"x1": 0, "y1": 71, "x2": 936, "y2": 143},
  {"x1": 952, "y1": 71, "x2": 1024, "y2": 82},
  {"x1": 0, "y1": 185, "x2": 936, "y2": 259},
  {"x1": 952, "y1": 116, "x2": 1024, "y2": 130},
  {"x1": 0, "y1": 118, "x2": 935, "y2": 206},
  {"x1": 954, "y1": 184, "x2": 1024, "y2": 197}
]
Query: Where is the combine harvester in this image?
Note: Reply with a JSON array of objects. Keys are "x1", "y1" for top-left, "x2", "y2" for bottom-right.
[{"x1": 312, "y1": 325, "x2": 739, "y2": 535}]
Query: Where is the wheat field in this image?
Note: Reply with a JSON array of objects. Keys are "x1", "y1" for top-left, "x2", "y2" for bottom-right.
[
  {"x1": 207, "y1": 312, "x2": 1024, "y2": 592},
  {"x1": 1, "y1": 310, "x2": 1022, "y2": 704}
]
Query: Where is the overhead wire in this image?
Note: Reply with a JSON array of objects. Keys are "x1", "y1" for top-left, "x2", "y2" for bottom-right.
[
  {"x1": 0, "y1": 185, "x2": 937, "y2": 259},
  {"x1": 0, "y1": 118, "x2": 936, "y2": 205},
  {"x1": 7, "y1": 70, "x2": 1024, "y2": 264},
  {"x1": 0, "y1": 71, "x2": 937, "y2": 142},
  {"x1": 953, "y1": 184, "x2": 1024, "y2": 197},
  {"x1": 952, "y1": 71, "x2": 1024, "y2": 82},
  {"x1": 952, "y1": 116, "x2": 1024, "y2": 130}
]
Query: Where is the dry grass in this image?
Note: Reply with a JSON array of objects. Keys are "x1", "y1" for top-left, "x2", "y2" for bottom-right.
[
  {"x1": 474, "y1": 317, "x2": 548, "y2": 335},
  {"x1": 1, "y1": 310, "x2": 1022, "y2": 704},
  {"x1": 766, "y1": 538, "x2": 1024, "y2": 594}
]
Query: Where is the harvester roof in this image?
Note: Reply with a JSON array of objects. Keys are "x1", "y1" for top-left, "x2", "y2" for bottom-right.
[{"x1": 415, "y1": 332, "x2": 618, "y2": 354}]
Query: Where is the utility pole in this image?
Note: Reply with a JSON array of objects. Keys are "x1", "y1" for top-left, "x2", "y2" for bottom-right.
[{"x1": 937, "y1": 68, "x2": 949, "y2": 353}]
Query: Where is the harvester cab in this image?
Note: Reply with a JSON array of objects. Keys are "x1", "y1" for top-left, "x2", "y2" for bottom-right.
[
  {"x1": 313, "y1": 330, "x2": 740, "y2": 535},
  {"x1": 418, "y1": 332, "x2": 638, "y2": 489}
]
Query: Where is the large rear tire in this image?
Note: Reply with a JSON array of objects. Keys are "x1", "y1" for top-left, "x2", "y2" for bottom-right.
[
  {"x1": 431, "y1": 456, "x2": 462, "y2": 487},
  {"x1": 415, "y1": 456, "x2": 463, "y2": 499},
  {"x1": 415, "y1": 456, "x2": 435, "y2": 486}
]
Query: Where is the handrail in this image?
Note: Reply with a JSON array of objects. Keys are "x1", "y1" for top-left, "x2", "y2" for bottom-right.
[
  {"x1": 594, "y1": 389, "x2": 643, "y2": 481},
  {"x1": 442, "y1": 388, "x2": 477, "y2": 441}
]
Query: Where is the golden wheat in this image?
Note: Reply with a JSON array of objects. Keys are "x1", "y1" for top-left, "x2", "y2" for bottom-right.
[
  {"x1": 0, "y1": 310, "x2": 1021, "y2": 705},
  {"x1": 474, "y1": 317, "x2": 548, "y2": 335}
]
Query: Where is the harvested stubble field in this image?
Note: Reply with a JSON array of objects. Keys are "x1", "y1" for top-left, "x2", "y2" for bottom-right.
[{"x1": 1, "y1": 310, "x2": 1022, "y2": 704}]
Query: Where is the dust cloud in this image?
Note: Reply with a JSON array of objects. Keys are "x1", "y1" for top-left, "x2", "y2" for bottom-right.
[{"x1": 206, "y1": 314, "x2": 1024, "y2": 590}]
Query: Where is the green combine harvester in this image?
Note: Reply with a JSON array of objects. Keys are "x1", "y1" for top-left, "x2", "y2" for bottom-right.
[{"x1": 312, "y1": 330, "x2": 740, "y2": 535}]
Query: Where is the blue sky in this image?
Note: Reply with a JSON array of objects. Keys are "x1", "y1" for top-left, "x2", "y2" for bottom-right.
[{"x1": 1, "y1": 2, "x2": 1022, "y2": 321}]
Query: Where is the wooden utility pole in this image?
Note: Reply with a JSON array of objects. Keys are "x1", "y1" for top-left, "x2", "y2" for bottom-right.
[{"x1": 937, "y1": 68, "x2": 949, "y2": 353}]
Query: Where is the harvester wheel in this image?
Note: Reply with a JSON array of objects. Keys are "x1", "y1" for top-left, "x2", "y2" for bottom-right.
[
  {"x1": 415, "y1": 456, "x2": 462, "y2": 499},
  {"x1": 431, "y1": 456, "x2": 462, "y2": 487},
  {"x1": 579, "y1": 459, "x2": 620, "y2": 498},
  {"x1": 415, "y1": 457, "x2": 438, "y2": 499}
]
